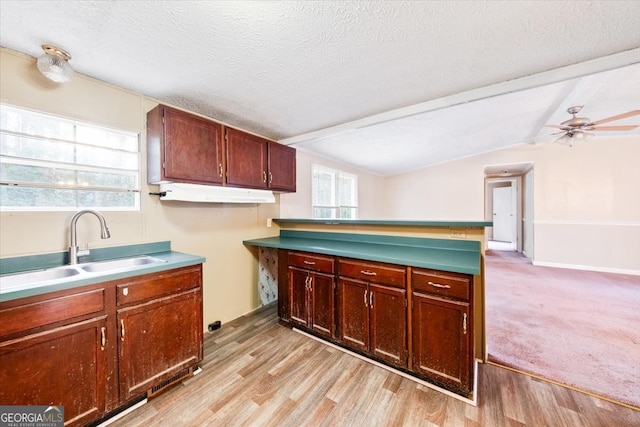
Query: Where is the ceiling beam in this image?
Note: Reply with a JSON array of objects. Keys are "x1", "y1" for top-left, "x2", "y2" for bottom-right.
[{"x1": 280, "y1": 48, "x2": 640, "y2": 146}]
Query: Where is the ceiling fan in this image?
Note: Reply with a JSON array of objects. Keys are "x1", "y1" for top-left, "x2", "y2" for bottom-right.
[{"x1": 546, "y1": 106, "x2": 640, "y2": 147}]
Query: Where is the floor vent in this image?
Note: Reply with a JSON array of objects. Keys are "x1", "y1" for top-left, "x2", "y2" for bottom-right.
[{"x1": 147, "y1": 366, "x2": 194, "y2": 399}]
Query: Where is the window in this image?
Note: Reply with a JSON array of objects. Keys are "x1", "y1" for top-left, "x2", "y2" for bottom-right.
[
  {"x1": 312, "y1": 164, "x2": 358, "y2": 219},
  {"x1": 0, "y1": 104, "x2": 140, "y2": 211}
]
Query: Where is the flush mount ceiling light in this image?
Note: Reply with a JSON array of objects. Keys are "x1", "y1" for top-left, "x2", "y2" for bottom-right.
[{"x1": 36, "y1": 44, "x2": 73, "y2": 83}]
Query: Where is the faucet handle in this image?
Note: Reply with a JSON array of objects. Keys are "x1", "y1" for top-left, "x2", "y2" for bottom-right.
[{"x1": 78, "y1": 243, "x2": 90, "y2": 258}]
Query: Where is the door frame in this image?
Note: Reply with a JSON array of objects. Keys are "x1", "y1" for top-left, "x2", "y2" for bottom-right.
[{"x1": 485, "y1": 177, "x2": 522, "y2": 252}]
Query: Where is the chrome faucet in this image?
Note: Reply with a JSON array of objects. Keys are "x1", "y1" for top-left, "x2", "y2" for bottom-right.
[{"x1": 69, "y1": 209, "x2": 111, "y2": 265}]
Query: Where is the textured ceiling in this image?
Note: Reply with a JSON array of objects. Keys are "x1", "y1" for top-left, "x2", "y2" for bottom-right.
[{"x1": 1, "y1": 1, "x2": 639, "y2": 176}]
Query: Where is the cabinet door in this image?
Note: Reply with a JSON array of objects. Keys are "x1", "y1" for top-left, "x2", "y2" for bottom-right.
[
  {"x1": 310, "y1": 272, "x2": 335, "y2": 338},
  {"x1": 0, "y1": 317, "x2": 109, "y2": 427},
  {"x1": 118, "y1": 289, "x2": 202, "y2": 401},
  {"x1": 163, "y1": 106, "x2": 224, "y2": 184},
  {"x1": 369, "y1": 284, "x2": 407, "y2": 368},
  {"x1": 267, "y1": 141, "x2": 296, "y2": 192},
  {"x1": 412, "y1": 292, "x2": 471, "y2": 393},
  {"x1": 337, "y1": 277, "x2": 369, "y2": 353},
  {"x1": 288, "y1": 267, "x2": 310, "y2": 327},
  {"x1": 225, "y1": 128, "x2": 268, "y2": 189}
]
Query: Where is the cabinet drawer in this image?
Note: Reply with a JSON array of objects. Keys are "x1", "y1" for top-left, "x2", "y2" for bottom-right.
[
  {"x1": 412, "y1": 268, "x2": 471, "y2": 301},
  {"x1": 288, "y1": 252, "x2": 334, "y2": 274},
  {"x1": 117, "y1": 265, "x2": 202, "y2": 306},
  {"x1": 338, "y1": 259, "x2": 406, "y2": 288},
  {"x1": 0, "y1": 288, "x2": 106, "y2": 337}
]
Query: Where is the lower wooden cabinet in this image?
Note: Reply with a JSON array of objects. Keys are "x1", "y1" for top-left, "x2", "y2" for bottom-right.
[
  {"x1": 280, "y1": 250, "x2": 475, "y2": 398},
  {"x1": 0, "y1": 264, "x2": 203, "y2": 426},
  {"x1": 0, "y1": 316, "x2": 109, "y2": 427},
  {"x1": 411, "y1": 268, "x2": 474, "y2": 394},
  {"x1": 337, "y1": 279, "x2": 407, "y2": 368},
  {"x1": 118, "y1": 288, "x2": 202, "y2": 400},
  {"x1": 288, "y1": 252, "x2": 335, "y2": 339}
]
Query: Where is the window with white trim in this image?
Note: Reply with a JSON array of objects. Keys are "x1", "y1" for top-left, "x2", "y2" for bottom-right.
[
  {"x1": 0, "y1": 104, "x2": 140, "y2": 211},
  {"x1": 312, "y1": 164, "x2": 358, "y2": 219}
]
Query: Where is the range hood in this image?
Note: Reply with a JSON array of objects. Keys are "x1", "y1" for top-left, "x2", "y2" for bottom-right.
[{"x1": 158, "y1": 183, "x2": 275, "y2": 204}]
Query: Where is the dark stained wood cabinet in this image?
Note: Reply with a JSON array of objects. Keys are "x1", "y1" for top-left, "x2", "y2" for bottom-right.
[
  {"x1": 411, "y1": 268, "x2": 474, "y2": 394},
  {"x1": 226, "y1": 128, "x2": 296, "y2": 192},
  {"x1": 147, "y1": 104, "x2": 224, "y2": 185},
  {"x1": 278, "y1": 249, "x2": 475, "y2": 398},
  {"x1": 116, "y1": 266, "x2": 203, "y2": 401},
  {"x1": 0, "y1": 316, "x2": 109, "y2": 427},
  {"x1": 147, "y1": 104, "x2": 296, "y2": 192},
  {"x1": 287, "y1": 252, "x2": 335, "y2": 338},
  {"x1": 337, "y1": 259, "x2": 407, "y2": 368},
  {"x1": 0, "y1": 264, "x2": 204, "y2": 426}
]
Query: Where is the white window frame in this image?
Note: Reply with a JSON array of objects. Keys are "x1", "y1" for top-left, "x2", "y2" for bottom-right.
[
  {"x1": 0, "y1": 104, "x2": 141, "y2": 212},
  {"x1": 311, "y1": 164, "x2": 358, "y2": 219}
]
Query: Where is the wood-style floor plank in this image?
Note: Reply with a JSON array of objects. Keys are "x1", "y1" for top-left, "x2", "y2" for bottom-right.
[{"x1": 106, "y1": 303, "x2": 640, "y2": 427}]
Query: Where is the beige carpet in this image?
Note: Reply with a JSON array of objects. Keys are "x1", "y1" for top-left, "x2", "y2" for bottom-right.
[{"x1": 485, "y1": 250, "x2": 640, "y2": 409}]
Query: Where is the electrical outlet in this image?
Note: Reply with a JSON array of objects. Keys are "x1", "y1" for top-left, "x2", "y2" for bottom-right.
[
  {"x1": 450, "y1": 229, "x2": 467, "y2": 239},
  {"x1": 266, "y1": 218, "x2": 272, "y2": 227}
]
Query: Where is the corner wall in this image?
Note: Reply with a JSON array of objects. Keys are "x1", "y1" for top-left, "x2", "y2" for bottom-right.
[
  {"x1": 381, "y1": 140, "x2": 640, "y2": 274},
  {"x1": 0, "y1": 48, "x2": 279, "y2": 327}
]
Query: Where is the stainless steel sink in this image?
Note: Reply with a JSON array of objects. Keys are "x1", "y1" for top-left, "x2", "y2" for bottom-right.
[
  {"x1": 79, "y1": 256, "x2": 166, "y2": 273},
  {"x1": 0, "y1": 266, "x2": 82, "y2": 292},
  {"x1": 0, "y1": 255, "x2": 167, "y2": 294}
]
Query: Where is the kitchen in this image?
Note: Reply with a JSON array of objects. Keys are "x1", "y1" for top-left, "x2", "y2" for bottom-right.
[{"x1": 1, "y1": 1, "x2": 640, "y2": 426}]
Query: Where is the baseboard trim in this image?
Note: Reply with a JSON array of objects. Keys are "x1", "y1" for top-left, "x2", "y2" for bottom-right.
[
  {"x1": 532, "y1": 260, "x2": 640, "y2": 276},
  {"x1": 293, "y1": 328, "x2": 478, "y2": 407},
  {"x1": 96, "y1": 399, "x2": 147, "y2": 427}
]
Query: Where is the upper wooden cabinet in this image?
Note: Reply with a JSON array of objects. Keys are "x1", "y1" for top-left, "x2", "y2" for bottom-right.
[
  {"x1": 147, "y1": 105, "x2": 224, "y2": 185},
  {"x1": 226, "y1": 128, "x2": 296, "y2": 192},
  {"x1": 147, "y1": 104, "x2": 296, "y2": 192}
]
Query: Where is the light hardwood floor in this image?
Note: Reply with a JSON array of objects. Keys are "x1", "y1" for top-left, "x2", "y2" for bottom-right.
[{"x1": 107, "y1": 303, "x2": 640, "y2": 427}]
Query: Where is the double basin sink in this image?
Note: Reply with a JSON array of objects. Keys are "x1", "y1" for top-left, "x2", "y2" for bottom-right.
[{"x1": 0, "y1": 256, "x2": 167, "y2": 293}]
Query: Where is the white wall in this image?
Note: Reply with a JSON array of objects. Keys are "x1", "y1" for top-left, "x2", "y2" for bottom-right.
[
  {"x1": 381, "y1": 139, "x2": 640, "y2": 274},
  {"x1": 279, "y1": 150, "x2": 386, "y2": 219},
  {"x1": 0, "y1": 48, "x2": 279, "y2": 327}
]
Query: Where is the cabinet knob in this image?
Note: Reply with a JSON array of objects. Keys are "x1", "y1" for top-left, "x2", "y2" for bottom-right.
[{"x1": 122, "y1": 287, "x2": 129, "y2": 296}]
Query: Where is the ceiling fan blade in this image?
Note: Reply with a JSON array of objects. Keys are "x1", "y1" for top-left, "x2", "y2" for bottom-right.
[
  {"x1": 545, "y1": 125, "x2": 572, "y2": 130},
  {"x1": 590, "y1": 109, "x2": 640, "y2": 125},
  {"x1": 587, "y1": 125, "x2": 639, "y2": 131}
]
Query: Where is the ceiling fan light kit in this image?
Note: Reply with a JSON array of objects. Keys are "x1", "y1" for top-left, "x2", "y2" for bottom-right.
[
  {"x1": 36, "y1": 44, "x2": 73, "y2": 83},
  {"x1": 546, "y1": 106, "x2": 640, "y2": 147}
]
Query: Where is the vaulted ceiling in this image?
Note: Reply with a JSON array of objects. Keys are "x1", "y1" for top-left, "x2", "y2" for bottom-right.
[{"x1": 1, "y1": 1, "x2": 639, "y2": 176}]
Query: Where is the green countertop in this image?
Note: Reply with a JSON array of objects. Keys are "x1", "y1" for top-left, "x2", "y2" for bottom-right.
[
  {"x1": 274, "y1": 218, "x2": 493, "y2": 227},
  {"x1": 0, "y1": 241, "x2": 206, "y2": 302},
  {"x1": 244, "y1": 230, "x2": 481, "y2": 275}
]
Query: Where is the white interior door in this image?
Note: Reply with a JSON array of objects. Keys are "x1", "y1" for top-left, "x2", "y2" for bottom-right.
[{"x1": 493, "y1": 187, "x2": 513, "y2": 242}]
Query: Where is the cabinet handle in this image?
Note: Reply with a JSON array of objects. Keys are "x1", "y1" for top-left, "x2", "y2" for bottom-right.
[
  {"x1": 308, "y1": 276, "x2": 312, "y2": 291},
  {"x1": 100, "y1": 327, "x2": 106, "y2": 351},
  {"x1": 363, "y1": 290, "x2": 368, "y2": 307},
  {"x1": 262, "y1": 171, "x2": 267, "y2": 183},
  {"x1": 269, "y1": 172, "x2": 273, "y2": 184},
  {"x1": 370, "y1": 291, "x2": 373, "y2": 308},
  {"x1": 219, "y1": 163, "x2": 223, "y2": 178},
  {"x1": 303, "y1": 261, "x2": 316, "y2": 265},
  {"x1": 428, "y1": 281, "x2": 451, "y2": 289},
  {"x1": 463, "y1": 313, "x2": 467, "y2": 335},
  {"x1": 120, "y1": 319, "x2": 125, "y2": 342},
  {"x1": 360, "y1": 270, "x2": 377, "y2": 276}
]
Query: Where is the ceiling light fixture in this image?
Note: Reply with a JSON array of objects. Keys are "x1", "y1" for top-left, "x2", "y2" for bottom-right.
[{"x1": 36, "y1": 44, "x2": 73, "y2": 83}]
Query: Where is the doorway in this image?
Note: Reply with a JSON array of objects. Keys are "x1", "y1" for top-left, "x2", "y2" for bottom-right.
[{"x1": 484, "y1": 162, "x2": 533, "y2": 256}]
